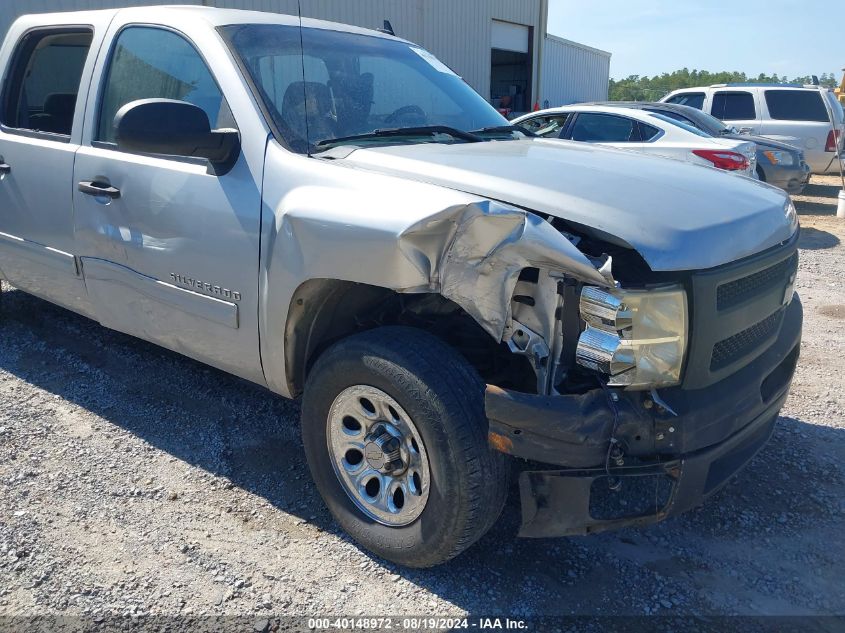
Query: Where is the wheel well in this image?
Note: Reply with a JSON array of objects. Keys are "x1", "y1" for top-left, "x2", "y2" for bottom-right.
[{"x1": 284, "y1": 279, "x2": 534, "y2": 397}]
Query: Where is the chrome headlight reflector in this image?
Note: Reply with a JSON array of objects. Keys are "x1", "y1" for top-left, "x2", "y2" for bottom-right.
[
  {"x1": 576, "y1": 285, "x2": 688, "y2": 389},
  {"x1": 575, "y1": 326, "x2": 635, "y2": 376}
]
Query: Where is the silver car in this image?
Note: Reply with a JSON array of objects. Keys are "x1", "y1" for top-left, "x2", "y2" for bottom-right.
[{"x1": 0, "y1": 7, "x2": 802, "y2": 567}]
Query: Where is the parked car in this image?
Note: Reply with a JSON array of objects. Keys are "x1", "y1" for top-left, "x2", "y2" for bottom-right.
[
  {"x1": 584, "y1": 101, "x2": 811, "y2": 194},
  {"x1": 660, "y1": 84, "x2": 845, "y2": 175},
  {"x1": 0, "y1": 6, "x2": 802, "y2": 568},
  {"x1": 513, "y1": 105, "x2": 758, "y2": 177}
]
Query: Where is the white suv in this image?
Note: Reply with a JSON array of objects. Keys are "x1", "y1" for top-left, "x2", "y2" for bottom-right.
[{"x1": 661, "y1": 84, "x2": 844, "y2": 174}]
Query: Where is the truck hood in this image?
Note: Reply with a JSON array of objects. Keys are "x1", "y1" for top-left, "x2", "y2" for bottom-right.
[{"x1": 333, "y1": 138, "x2": 796, "y2": 271}]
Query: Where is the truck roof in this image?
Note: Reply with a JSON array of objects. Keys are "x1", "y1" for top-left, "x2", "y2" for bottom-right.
[
  {"x1": 10, "y1": 4, "x2": 404, "y2": 42},
  {"x1": 708, "y1": 83, "x2": 820, "y2": 89}
]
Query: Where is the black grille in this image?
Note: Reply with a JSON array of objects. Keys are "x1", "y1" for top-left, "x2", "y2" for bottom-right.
[
  {"x1": 685, "y1": 232, "x2": 799, "y2": 390},
  {"x1": 717, "y1": 254, "x2": 797, "y2": 311},
  {"x1": 710, "y1": 310, "x2": 784, "y2": 371}
]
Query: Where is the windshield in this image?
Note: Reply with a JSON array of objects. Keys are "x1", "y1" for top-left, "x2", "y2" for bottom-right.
[{"x1": 221, "y1": 24, "x2": 508, "y2": 153}]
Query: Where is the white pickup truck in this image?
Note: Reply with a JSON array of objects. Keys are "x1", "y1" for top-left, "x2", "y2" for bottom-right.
[{"x1": 0, "y1": 6, "x2": 802, "y2": 568}]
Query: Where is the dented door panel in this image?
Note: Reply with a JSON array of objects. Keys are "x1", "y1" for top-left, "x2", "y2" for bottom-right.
[
  {"x1": 71, "y1": 15, "x2": 270, "y2": 384},
  {"x1": 72, "y1": 147, "x2": 264, "y2": 383}
]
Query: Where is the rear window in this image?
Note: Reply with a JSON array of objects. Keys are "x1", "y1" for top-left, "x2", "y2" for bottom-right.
[
  {"x1": 648, "y1": 112, "x2": 711, "y2": 138},
  {"x1": 666, "y1": 92, "x2": 705, "y2": 110},
  {"x1": 711, "y1": 92, "x2": 756, "y2": 121},
  {"x1": 764, "y1": 90, "x2": 829, "y2": 122}
]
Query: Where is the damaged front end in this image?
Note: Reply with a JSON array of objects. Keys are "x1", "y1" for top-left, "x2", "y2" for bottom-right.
[
  {"x1": 467, "y1": 211, "x2": 802, "y2": 538},
  {"x1": 276, "y1": 169, "x2": 801, "y2": 538},
  {"x1": 401, "y1": 199, "x2": 691, "y2": 399},
  {"x1": 397, "y1": 198, "x2": 803, "y2": 539}
]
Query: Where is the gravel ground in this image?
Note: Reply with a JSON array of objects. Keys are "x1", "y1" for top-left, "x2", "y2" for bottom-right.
[{"x1": 1, "y1": 176, "x2": 844, "y2": 624}]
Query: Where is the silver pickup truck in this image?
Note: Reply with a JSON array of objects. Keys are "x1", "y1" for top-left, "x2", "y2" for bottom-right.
[{"x1": 0, "y1": 7, "x2": 802, "y2": 568}]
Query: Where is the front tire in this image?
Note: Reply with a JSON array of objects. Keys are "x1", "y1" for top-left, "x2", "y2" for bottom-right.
[{"x1": 301, "y1": 326, "x2": 509, "y2": 568}]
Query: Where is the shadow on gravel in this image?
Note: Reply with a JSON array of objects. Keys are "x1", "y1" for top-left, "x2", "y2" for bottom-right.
[
  {"x1": 798, "y1": 226, "x2": 840, "y2": 250},
  {"x1": 1, "y1": 285, "x2": 844, "y2": 616},
  {"x1": 798, "y1": 182, "x2": 841, "y2": 199},
  {"x1": 794, "y1": 200, "x2": 838, "y2": 216}
]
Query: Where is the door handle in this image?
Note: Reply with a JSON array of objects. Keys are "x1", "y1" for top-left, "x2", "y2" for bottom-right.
[
  {"x1": 78, "y1": 180, "x2": 121, "y2": 199},
  {"x1": 0, "y1": 163, "x2": 9, "y2": 174}
]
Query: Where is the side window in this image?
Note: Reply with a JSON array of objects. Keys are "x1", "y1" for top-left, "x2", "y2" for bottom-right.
[
  {"x1": 571, "y1": 113, "x2": 639, "y2": 143},
  {"x1": 1, "y1": 29, "x2": 93, "y2": 136},
  {"x1": 711, "y1": 91, "x2": 756, "y2": 121},
  {"x1": 666, "y1": 92, "x2": 705, "y2": 110},
  {"x1": 520, "y1": 114, "x2": 569, "y2": 137},
  {"x1": 764, "y1": 90, "x2": 828, "y2": 122},
  {"x1": 97, "y1": 27, "x2": 232, "y2": 144},
  {"x1": 639, "y1": 122, "x2": 661, "y2": 141}
]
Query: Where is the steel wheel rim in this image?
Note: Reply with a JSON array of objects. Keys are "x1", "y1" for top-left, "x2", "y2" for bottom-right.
[{"x1": 326, "y1": 385, "x2": 431, "y2": 526}]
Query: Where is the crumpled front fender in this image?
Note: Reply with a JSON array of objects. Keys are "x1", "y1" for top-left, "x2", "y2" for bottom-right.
[
  {"x1": 259, "y1": 148, "x2": 607, "y2": 397},
  {"x1": 400, "y1": 200, "x2": 608, "y2": 340}
]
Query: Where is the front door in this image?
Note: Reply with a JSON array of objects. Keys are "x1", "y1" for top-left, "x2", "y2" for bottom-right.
[{"x1": 72, "y1": 25, "x2": 266, "y2": 383}]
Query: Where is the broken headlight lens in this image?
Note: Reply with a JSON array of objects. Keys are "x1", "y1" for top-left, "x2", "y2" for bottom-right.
[{"x1": 576, "y1": 285, "x2": 688, "y2": 389}]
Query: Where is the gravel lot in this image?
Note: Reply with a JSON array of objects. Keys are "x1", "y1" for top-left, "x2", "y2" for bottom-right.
[{"x1": 1, "y1": 176, "x2": 844, "y2": 624}]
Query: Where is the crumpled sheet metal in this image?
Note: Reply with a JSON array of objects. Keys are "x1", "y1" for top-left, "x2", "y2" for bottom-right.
[{"x1": 400, "y1": 200, "x2": 608, "y2": 340}]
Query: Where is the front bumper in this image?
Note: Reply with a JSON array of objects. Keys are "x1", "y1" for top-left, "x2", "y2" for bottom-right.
[{"x1": 486, "y1": 295, "x2": 802, "y2": 538}]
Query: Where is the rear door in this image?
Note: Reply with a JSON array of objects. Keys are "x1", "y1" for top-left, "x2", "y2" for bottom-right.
[
  {"x1": 72, "y1": 22, "x2": 269, "y2": 384},
  {"x1": 709, "y1": 90, "x2": 761, "y2": 135},
  {"x1": 759, "y1": 89, "x2": 840, "y2": 174},
  {"x1": 0, "y1": 21, "x2": 108, "y2": 316}
]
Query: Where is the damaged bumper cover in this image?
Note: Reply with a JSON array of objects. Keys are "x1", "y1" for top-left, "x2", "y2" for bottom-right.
[{"x1": 486, "y1": 295, "x2": 802, "y2": 538}]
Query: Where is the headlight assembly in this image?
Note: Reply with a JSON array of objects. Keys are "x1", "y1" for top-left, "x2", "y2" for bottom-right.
[
  {"x1": 785, "y1": 199, "x2": 798, "y2": 233},
  {"x1": 763, "y1": 150, "x2": 796, "y2": 166},
  {"x1": 576, "y1": 285, "x2": 688, "y2": 389}
]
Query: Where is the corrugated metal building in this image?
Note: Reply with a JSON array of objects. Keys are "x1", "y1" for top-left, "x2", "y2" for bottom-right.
[
  {"x1": 0, "y1": 0, "x2": 610, "y2": 110},
  {"x1": 541, "y1": 35, "x2": 611, "y2": 107}
]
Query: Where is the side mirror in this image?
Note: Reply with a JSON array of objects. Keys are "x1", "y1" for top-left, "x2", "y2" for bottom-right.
[{"x1": 114, "y1": 99, "x2": 240, "y2": 173}]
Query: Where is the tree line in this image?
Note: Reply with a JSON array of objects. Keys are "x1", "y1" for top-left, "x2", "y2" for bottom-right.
[{"x1": 609, "y1": 69, "x2": 840, "y2": 101}]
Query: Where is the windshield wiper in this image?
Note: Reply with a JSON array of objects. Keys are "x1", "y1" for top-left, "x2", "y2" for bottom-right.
[
  {"x1": 469, "y1": 124, "x2": 536, "y2": 138},
  {"x1": 315, "y1": 126, "x2": 483, "y2": 148}
]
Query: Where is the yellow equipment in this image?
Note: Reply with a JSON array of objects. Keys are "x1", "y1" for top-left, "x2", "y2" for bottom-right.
[{"x1": 837, "y1": 68, "x2": 845, "y2": 106}]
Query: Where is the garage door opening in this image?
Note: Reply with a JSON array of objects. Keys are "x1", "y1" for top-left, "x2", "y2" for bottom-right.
[{"x1": 490, "y1": 20, "x2": 533, "y2": 115}]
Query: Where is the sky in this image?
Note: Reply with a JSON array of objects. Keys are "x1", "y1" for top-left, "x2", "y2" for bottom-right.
[{"x1": 547, "y1": 0, "x2": 843, "y2": 81}]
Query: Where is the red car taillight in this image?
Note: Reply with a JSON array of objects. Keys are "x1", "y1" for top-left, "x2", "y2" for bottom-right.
[
  {"x1": 692, "y1": 149, "x2": 750, "y2": 171},
  {"x1": 825, "y1": 129, "x2": 841, "y2": 152}
]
